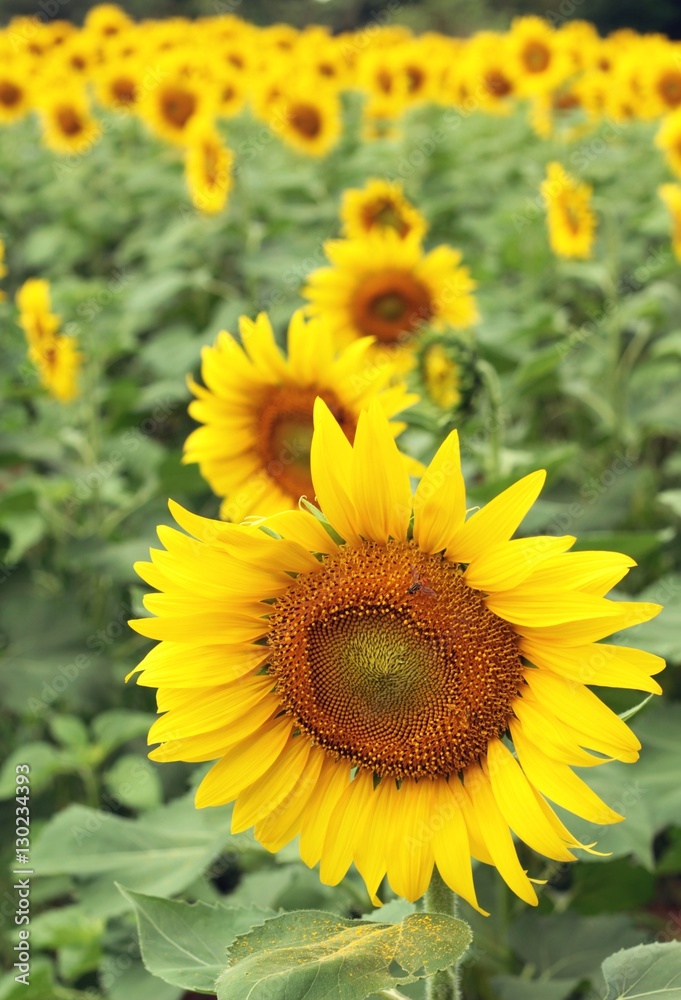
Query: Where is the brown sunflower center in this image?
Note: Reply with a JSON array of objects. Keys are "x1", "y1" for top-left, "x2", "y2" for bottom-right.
[
  {"x1": 289, "y1": 103, "x2": 322, "y2": 139},
  {"x1": 56, "y1": 106, "x2": 84, "y2": 136},
  {"x1": 267, "y1": 540, "x2": 523, "y2": 779},
  {"x1": 485, "y1": 69, "x2": 513, "y2": 98},
  {"x1": 351, "y1": 269, "x2": 433, "y2": 344},
  {"x1": 112, "y1": 77, "x2": 136, "y2": 106},
  {"x1": 0, "y1": 81, "x2": 21, "y2": 107},
  {"x1": 659, "y1": 71, "x2": 681, "y2": 107},
  {"x1": 523, "y1": 40, "x2": 551, "y2": 73},
  {"x1": 562, "y1": 200, "x2": 582, "y2": 234},
  {"x1": 257, "y1": 386, "x2": 355, "y2": 501},
  {"x1": 364, "y1": 198, "x2": 410, "y2": 236},
  {"x1": 161, "y1": 88, "x2": 197, "y2": 128}
]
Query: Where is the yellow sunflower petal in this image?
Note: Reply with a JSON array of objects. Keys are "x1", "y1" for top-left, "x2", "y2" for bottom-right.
[
  {"x1": 447, "y1": 470, "x2": 546, "y2": 564},
  {"x1": 519, "y1": 637, "x2": 664, "y2": 693},
  {"x1": 510, "y1": 720, "x2": 623, "y2": 825},
  {"x1": 351, "y1": 401, "x2": 412, "y2": 543},
  {"x1": 413, "y1": 431, "x2": 466, "y2": 554},
  {"x1": 232, "y1": 735, "x2": 312, "y2": 833},
  {"x1": 299, "y1": 756, "x2": 353, "y2": 868},
  {"x1": 195, "y1": 716, "x2": 293, "y2": 807},
  {"x1": 320, "y1": 769, "x2": 376, "y2": 886},
  {"x1": 431, "y1": 779, "x2": 487, "y2": 914},
  {"x1": 385, "y1": 779, "x2": 436, "y2": 902},
  {"x1": 464, "y1": 535, "x2": 575, "y2": 592},
  {"x1": 464, "y1": 763, "x2": 538, "y2": 905},
  {"x1": 310, "y1": 398, "x2": 362, "y2": 544}
]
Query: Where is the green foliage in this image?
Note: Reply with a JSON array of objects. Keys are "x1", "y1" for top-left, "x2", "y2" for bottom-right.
[
  {"x1": 216, "y1": 910, "x2": 472, "y2": 1000},
  {"x1": 119, "y1": 888, "x2": 275, "y2": 993},
  {"x1": 599, "y1": 942, "x2": 681, "y2": 998}
]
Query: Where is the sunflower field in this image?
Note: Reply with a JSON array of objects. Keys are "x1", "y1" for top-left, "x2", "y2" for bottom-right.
[{"x1": 2, "y1": 4, "x2": 681, "y2": 999}]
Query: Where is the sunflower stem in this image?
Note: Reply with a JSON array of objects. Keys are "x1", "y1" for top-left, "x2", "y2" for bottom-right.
[{"x1": 425, "y1": 867, "x2": 462, "y2": 1000}]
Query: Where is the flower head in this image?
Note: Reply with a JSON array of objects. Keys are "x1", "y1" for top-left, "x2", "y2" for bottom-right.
[
  {"x1": 183, "y1": 310, "x2": 418, "y2": 521},
  {"x1": 541, "y1": 161, "x2": 596, "y2": 259},
  {"x1": 131, "y1": 400, "x2": 663, "y2": 911},
  {"x1": 303, "y1": 232, "x2": 478, "y2": 368},
  {"x1": 341, "y1": 179, "x2": 427, "y2": 241}
]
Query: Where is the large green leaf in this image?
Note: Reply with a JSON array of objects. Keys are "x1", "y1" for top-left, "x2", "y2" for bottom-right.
[
  {"x1": 31, "y1": 796, "x2": 230, "y2": 916},
  {"x1": 599, "y1": 942, "x2": 681, "y2": 999},
  {"x1": 216, "y1": 909, "x2": 472, "y2": 1000},
  {"x1": 118, "y1": 886, "x2": 274, "y2": 994}
]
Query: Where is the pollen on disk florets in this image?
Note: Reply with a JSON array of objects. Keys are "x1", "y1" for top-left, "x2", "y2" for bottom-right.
[{"x1": 267, "y1": 539, "x2": 524, "y2": 779}]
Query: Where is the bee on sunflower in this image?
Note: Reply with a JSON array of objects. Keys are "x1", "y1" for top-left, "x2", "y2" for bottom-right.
[
  {"x1": 541, "y1": 161, "x2": 596, "y2": 259},
  {"x1": 303, "y1": 231, "x2": 478, "y2": 370},
  {"x1": 130, "y1": 398, "x2": 663, "y2": 910},
  {"x1": 183, "y1": 310, "x2": 418, "y2": 521}
]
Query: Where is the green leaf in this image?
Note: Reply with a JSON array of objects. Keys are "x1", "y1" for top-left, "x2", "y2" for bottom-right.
[
  {"x1": 618, "y1": 695, "x2": 653, "y2": 723},
  {"x1": 216, "y1": 909, "x2": 472, "y2": 1000},
  {"x1": 31, "y1": 796, "x2": 229, "y2": 916},
  {"x1": 493, "y1": 976, "x2": 579, "y2": 1000},
  {"x1": 104, "y1": 754, "x2": 163, "y2": 811},
  {"x1": 599, "y1": 942, "x2": 681, "y2": 999},
  {"x1": 49, "y1": 714, "x2": 89, "y2": 748},
  {"x1": 0, "y1": 742, "x2": 72, "y2": 800},
  {"x1": 118, "y1": 886, "x2": 274, "y2": 994},
  {"x1": 92, "y1": 709, "x2": 155, "y2": 752}
]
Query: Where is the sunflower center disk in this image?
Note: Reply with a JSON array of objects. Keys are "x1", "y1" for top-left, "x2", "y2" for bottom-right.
[
  {"x1": 351, "y1": 269, "x2": 433, "y2": 344},
  {"x1": 257, "y1": 386, "x2": 355, "y2": 501},
  {"x1": 267, "y1": 540, "x2": 524, "y2": 779}
]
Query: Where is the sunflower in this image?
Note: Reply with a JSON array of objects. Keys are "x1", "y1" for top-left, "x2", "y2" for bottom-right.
[
  {"x1": 509, "y1": 16, "x2": 572, "y2": 98},
  {"x1": 641, "y1": 42, "x2": 681, "y2": 116},
  {"x1": 341, "y1": 179, "x2": 427, "y2": 242},
  {"x1": 303, "y1": 232, "x2": 478, "y2": 367},
  {"x1": 656, "y1": 110, "x2": 681, "y2": 177},
  {"x1": 658, "y1": 183, "x2": 681, "y2": 261},
  {"x1": 416, "y1": 333, "x2": 479, "y2": 418},
  {"x1": 541, "y1": 162, "x2": 596, "y2": 259},
  {"x1": 183, "y1": 310, "x2": 418, "y2": 521},
  {"x1": 271, "y1": 78, "x2": 342, "y2": 158},
  {"x1": 462, "y1": 32, "x2": 519, "y2": 114},
  {"x1": 130, "y1": 398, "x2": 663, "y2": 909},
  {"x1": 16, "y1": 279, "x2": 61, "y2": 347},
  {"x1": 92, "y1": 50, "x2": 142, "y2": 111},
  {"x1": 0, "y1": 57, "x2": 32, "y2": 124},
  {"x1": 28, "y1": 335, "x2": 82, "y2": 403},
  {"x1": 15, "y1": 278, "x2": 81, "y2": 402},
  {"x1": 138, "y1": 58, "x2": 215, "y2": 147},
  {"x1": 82, "y1": 3, "x2": 132, "y2": 42},
  {"x1": 37, "y1": 83, "x2": 102, "y2": 155},
  {"x1": 184, "y1": 118, "x2": 233, "y2": 215}
]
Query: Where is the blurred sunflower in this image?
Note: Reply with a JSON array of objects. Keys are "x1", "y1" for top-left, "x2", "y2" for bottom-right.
[
  {"x1": 16, "y1": 279, "x2": 61, "y2": 346},
  {"x1": 541, "y1": 161, "x2": 596, "y2": 259},
  {"x1": 92, "y1": 50, "x2": 141, "y2": 111},
  {"x1": 131, "y1": 399, "x2": 663, "y2": 909},
  {"x1": 341, "y1": 179, "x2": 427, "y2": 241},
  {"x1": 273, "y1": 80, "x2": 342, "y2": 157},
  {"x1": 184, "y1": 118, "x2": 233, "y2": 214},
  {"x1": 138, "y1": 59, "x2": 214, "y2": 146},
  {"x1": 658, "y1": 183, "x2": 681, "y2": 260},
  {"x1": 656, "y1": 110, "x2": 681, "y2": 177},
  {"x1": 183, "y1": 310, "x2": 418, "y2": 521},
  {"x1": 0, "y1": 58, "x2": 32, "y2": 124},
  {"x1": 641, "y1": 42, "x2": 681, "y2": 116},
  {"x1": 510, "y1": 16, "x2": 571, "y2": 97},
  {"x1": 82, "y1": 3, "x2": 132, "y2": 42},
  {"x1": 15, "y1": 279, "x2": 81, "y2": 402},
  {"x1": 38, "y1": 84, "x2": 102, "y2": 155},
  {"x1": 303, "y1": 232, "x2": 478, "y2": 367},
  {"x1": 416, "y1": 334, "x2": 479, "y2": 418}
]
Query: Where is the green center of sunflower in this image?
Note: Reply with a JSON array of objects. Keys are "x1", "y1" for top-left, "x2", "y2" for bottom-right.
[{"x1": 267, "y1": 539, "x2": 524, "y2": 779}]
